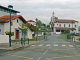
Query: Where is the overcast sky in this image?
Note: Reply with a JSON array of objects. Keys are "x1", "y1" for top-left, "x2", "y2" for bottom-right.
[{"x1": 0, "y1": 0, "x2": 80, "y2": 25}]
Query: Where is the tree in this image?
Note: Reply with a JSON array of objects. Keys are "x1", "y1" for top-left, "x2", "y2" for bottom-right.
[
  {"x1": 47, "y1": 25, "x2": 50, "y2": 28},
  {"x1": 18, "y1": 23, "x2": 29, "y2": 40},
  {"x1": 55, "y1": 17, "x2": 58, "y2": 19},
  {"x1": 65, "y1": 29, "x2": 70, "y2": 33},
  {"x1": 36, "y1": 20, "x2": 42, "y2": 28}
]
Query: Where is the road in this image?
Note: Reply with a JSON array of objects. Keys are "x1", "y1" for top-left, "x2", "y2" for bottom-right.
[{"x1": 0, "y1": 34, "x2": 80, "y2": 60}]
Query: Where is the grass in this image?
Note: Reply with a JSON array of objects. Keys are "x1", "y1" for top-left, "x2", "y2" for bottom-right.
[
  {"x1": 76, "y1": 38, "x2": 80, "y2": 41},
  {"x1": 60, "y1": 38, "x2": 67, "y2": 39},
  {"x1": 78, "y1": 31, "x2": 80, "y2": 33},
  {"x1": 12, "y1": 38, "x2": 42, "y2": 41}
]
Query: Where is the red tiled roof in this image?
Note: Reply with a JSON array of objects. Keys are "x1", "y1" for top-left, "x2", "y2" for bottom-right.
[
  {"x1": 55, "y1": 27, "x2": 76, "y2": 30},
  {"x1": 0, "y1": 15, "x2": 27, "y2": 23},
  {"x1": 0, "y1": 15, "x2": 35, "y2": 31},
  {"x1": 54, "y1": 19, "x2": 78, "y2": 23},
  {"x1": 27, "y1": 20, "x2": 35, "y2": 22}
]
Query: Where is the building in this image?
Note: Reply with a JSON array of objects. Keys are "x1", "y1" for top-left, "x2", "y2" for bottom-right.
[
  {"x1": 27, "y1": 20, "x2": 36, "y2": 26},
  {"x1": 51, "y1": 12, "x2": 79, "y2": 34},
  {"x1": 0, "y1": 5, "x2": 20, "y2": 17},
  {"x1": 0, "y1": 15, "x2": 34, "y2": 39}
]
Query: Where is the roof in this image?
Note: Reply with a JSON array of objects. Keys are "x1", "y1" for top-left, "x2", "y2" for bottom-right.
[
  {"x1": 0, "y1": 15, "x2": 35, "y2": 31},
  {"x1": 0, "y1": 15, "x2": 27, "y2": 23},
  {"x1": 54, "y1": 19, "x2": 78, "y2": 23},
  {"x1": 27, "y1": 20, "x2": 35, "y2": 22},
  {"x1": 55, "y1": 27, "x2": 76, "y2": 30},
  {"x1": 0, "y1": 5, "x2": 20, "y2": 13}
]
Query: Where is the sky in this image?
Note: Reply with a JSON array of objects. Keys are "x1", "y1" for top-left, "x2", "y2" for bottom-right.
[{"x1": 0, "y1": 0, "x2": 80, "y2": 25}]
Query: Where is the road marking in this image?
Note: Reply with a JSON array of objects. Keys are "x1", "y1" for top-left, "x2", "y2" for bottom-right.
[
  {"x1": 31, "y1": 45, "x2": 35, "y2": 46},
  {"x1": 46, "y1": 44, "x2": 51, "y2": 46},
  {"x1": 37, "y1": 57, "x2": 41, "y2": 60},
  {"x1": 38, "y1": 44, "x2": 43, "y2": 46},
  {"x1": 49, "y1": 46, "x2": 51, "y2": 49},
  {"x1": 54, "y1": 44, "x2": 58, "y2": 46},
  {"x1": 43, "y1": 50, "x2": 48, "y2": 54},
  {"x1": 62, "y1": 45, "x2": 66, "y2": 46},
  {"x1": 69, "y1": 45, "x2": 74, "y2": 47}
]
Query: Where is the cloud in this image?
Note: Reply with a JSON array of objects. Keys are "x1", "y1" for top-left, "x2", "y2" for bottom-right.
[{"x1": 0, "y1": 0, "x2": 80, "y2": 25}]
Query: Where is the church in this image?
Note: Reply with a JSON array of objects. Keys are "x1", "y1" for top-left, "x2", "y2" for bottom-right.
[{"x1": 51, "y1": 12, "x2": 79, "y2": 34}]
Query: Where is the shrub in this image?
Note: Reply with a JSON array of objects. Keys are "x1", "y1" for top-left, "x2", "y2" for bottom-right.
[
  {"x1": 65, "y1": 29, "x2": 70, "y2": 33},
  {"x1": 5, "y1": 31, "x2": 13, "y2": 36},
  {"x1": 32, "y1": 34, "x2": 35, "y2": 37}
]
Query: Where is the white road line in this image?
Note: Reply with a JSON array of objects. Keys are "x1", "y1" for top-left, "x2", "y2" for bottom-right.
[
  {"x1": 46, "y1": 44, "x2": 51, "y2": 46},
  {"x1": 31, "y1": 45, "x2": 35, "y2": 46},
  {"x1": 49, "y1": 46, "x2": 51, "y2": 49},
  {"x1": 43, "y1": 50, "x2": 48, "y2": 55},
  {"x1": 62, "y1": 45, "x2": 66, "y2": 46},
  {"x1": 38, "y1": 44, "x2": 43, "y2": 46},
  {"x1": 69, "y1": 45, "x2": 74, "y2": 47},
  {"x1": 37, "y1": 57, "x2": 41, "y2": 60},
  {"x1": 54, "y1": 44, "x2": 58, "y2": 46}
]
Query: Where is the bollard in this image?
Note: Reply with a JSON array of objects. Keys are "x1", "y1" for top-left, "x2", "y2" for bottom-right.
[
  {"x1": 74, "y1": 37, "x2": 75, "y2": 42},
  {"x1": 24, "y1": 38, "x2": 25, "y2": 46},
  {"x1": 21, "y1": 38, "x2": 23, "y2": 46},
  {"x1": 28, "y1": 38, "x2": 29, "y2": 45},
  {"x1": 46, "y1": 36, "x2": 47, "y2": 40}
]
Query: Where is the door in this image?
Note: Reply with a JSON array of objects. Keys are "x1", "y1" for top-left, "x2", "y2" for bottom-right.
[{"x1": 16, "y1": 30, "x2": 19, "y2": 39}]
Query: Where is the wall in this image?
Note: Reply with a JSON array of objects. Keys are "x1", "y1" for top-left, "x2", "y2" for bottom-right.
[
  {"x1": 54, "y1": 22, "x2": 78, "y2": 33},
  {"x1": 0, "y1": 35, "x2": 9, "y2": 43},
  {"x1": 0, "y1": 11, "x2": 16, "y2": 17},
  {"x1": 27, "y1": 29, "x2": 32, "y2": 39},
  {"x1": 4, "y1": 18, "x2": 23, "y2": 40},
  {"x1": 0, "y1": 23, "x2": 4, "y2": 35},
  {"x1": 56, "y1": 32, "x2": 61, "y2": 34}
]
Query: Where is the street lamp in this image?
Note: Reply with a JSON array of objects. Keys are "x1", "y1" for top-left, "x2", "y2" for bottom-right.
[
  {"x1": 72, "y1": 21, "x2": 74, "y2": 41},
  {"x1": 36, "y1": 18, "x2": 38, "y2": 41},
  {"x1": 8, "y1": 5, "x2": 13, "y2": 47}
]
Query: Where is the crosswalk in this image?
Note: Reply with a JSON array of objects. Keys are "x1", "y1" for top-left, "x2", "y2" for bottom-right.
[{"x1": 31, "y1": 44, "x2": 74, "y2": 47}]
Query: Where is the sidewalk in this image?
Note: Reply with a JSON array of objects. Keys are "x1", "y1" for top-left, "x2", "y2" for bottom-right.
[{"x1": 0, "y1": 39, "x2": 46, "y2": 51}]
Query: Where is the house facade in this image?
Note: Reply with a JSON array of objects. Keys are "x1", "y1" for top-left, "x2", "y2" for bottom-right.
[
  {"x1": 27, "y1": 20, "x2": 36, "y2": 26},
  {"x1": 54, "y1": 19, "x2": 78, "y2": 34},
  {"x1": 0, "y1": 5, "x2": 20, "y2": 17},
  {"x1": 51, "y1": 12, "x2": 78, "y2": 34},
  {"x1": 0, "y1": 15, "x2": 33, "y2": 39}
]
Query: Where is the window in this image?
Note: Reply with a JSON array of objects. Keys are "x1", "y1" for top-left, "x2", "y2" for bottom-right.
[
  {"x1": 17, "y1": 19, "x2": 18, "y2": 23},
  {"x1": 64, "y1": 24, "x2": 65, "y2": 27},
  {"x1": 0, "y1": 29, "x2": 1, "y2": 32},
  {"x1": 69, "y1": 24, "x2": 70, "y2": 27},
  {"x1": 59, "y1": 24, "x2": 61, "y2": 27},
  {"x1": 75, "y1": 25, "x2": 76, "y2": 28}
]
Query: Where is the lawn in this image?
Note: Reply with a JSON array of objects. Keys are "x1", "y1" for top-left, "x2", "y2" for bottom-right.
[{"x1": 12, "y1": 38, "x2": 43, "y2": 41}]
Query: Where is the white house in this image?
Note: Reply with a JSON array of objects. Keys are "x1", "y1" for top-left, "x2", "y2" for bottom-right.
[
  {"x1": 0, "y1": 15, "x2": 33, "y2": 39},
  {"x1": 51, "y1": 12, "x2": 79, "y2": 34},
  {"x1": 27, "y1": 20, "x2": 36, "y2": 26},
  {"x1": 0, "y1": 5, "x2": 20, "y2": 17}
]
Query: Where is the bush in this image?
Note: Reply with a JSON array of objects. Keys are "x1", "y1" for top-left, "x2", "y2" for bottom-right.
[
  {"x1": 5, "y1": 31, "x2": 13, "y2": 36},
  {"x1": 67, "y1": 34, "x2": 71, "y2": 39},
  {"x1": 65, "y1": 29, "x2": 70, "y2": 33},
  {"x1": 32, "y1": 34, "x2": 35, "y2": 37}
]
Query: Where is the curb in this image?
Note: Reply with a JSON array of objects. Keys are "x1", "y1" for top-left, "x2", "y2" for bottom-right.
[
  {"x1": 67, "y1": 39, "x2": 80, "y2": 51},
  {"x1": 0, "y1": 39, "x2": 47, "y2": 51}
]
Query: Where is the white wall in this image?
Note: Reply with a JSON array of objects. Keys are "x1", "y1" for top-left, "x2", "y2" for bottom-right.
[
  {"x1": 4, "y1": 18, "x2": 23, "y2": 40},
  {"x1": 54, "y1": 22, "x2": 78, "y2": 33},
  {"x1": 27, "y1": 29, "x2": 32, "y2": 39},
  {"x1": 56, "y1": 32, "x2": 61, "y2": 34},
  {"x1": 0, "y1": 35, "x2": 9, "y2": 43}
]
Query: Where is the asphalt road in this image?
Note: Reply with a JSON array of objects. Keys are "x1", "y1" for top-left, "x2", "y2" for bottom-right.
[{"x1": 0, "y1": 34, "x2": 80, "y2": 60}]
